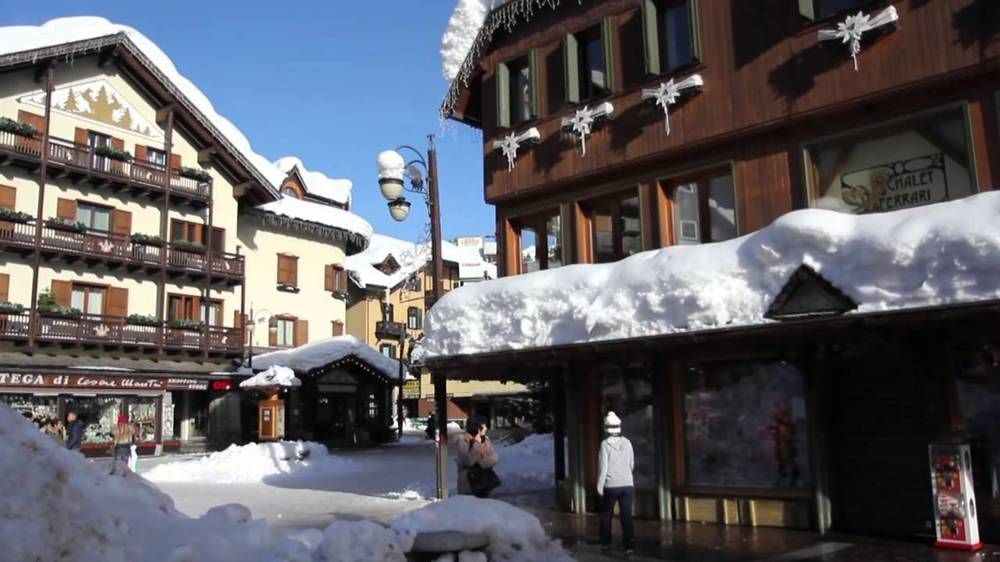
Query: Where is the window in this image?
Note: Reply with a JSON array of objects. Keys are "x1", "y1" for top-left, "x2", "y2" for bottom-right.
[
  {"x1": 407, "y1": 307, "x2": 422, "y2": 330},
  {"x1": 146, "y1": 147, "x2": 167, "y2": 167},
  {"x1": 800, "y1": 0, "x2": 869, "y2": 20},
  {"x1": 668, "y1": 169, "x2": 737, "y2": 245},
  {"x1": 281, "y1": 186, "x2": 300, "y2": 198},
  {"x1": 585, "y1": 192, "x2": 642, "y2": 263},
  {"x1": 325, "y1": 264, "x2": 348, "y2": 293},
  {"x1": 88, "y1": 131, "x2": 111, "y2": 171},
  {"x1": 380, "y1": 344, "x2": 396, "y2": 358},
  {"x1": 565, "y1": 21, "x2": 613, "y2": 104},
  {"x1": 382, "y1": 303, "x2": 394, "y2": 322},
  {"x1": 805, "y1": 106, "x2": 975, "y2": 214},
  {"x1": 76, "y1": 202, "x2": 112, "y2": 235},
  {"x1": 956, "y1": 346, "x2": 1000, "y2": 490},
  {"x1": 601, "y1": 365, "x2": 655, "y2": 490},
  {"x1": 275, "y1": 318, "x2": 295, "y2": 347},
  {"x1": 519, "y1": 226, "x2": 539, "y2": 273},
  {"x1": 170, "y1": 219, "x2": 224, "y2": 252},
  {"x1": 167, "y1": 294, "x2": 221, "y2": 324},
  {"x1": 71, "y1": 284, "x2": 105, "y2": 317},
  {"x1": 497, "y1": 53, "x2": 537, "y2": 128},
  {"x1": 277, "y1": 254, "x2": 298, "y2": 287},
  {"x1": 683, "y1": 360, "x2": 811, "y2": 489},
  {"x1": 642, "y1": 0, "x2": 700, "y2": 76},
  {"x1": 513, "y1": 210, "x2": 564, "y2": 273},
  {"x1": 331, "y1": 321, "x2": 344, "y2": 336}
]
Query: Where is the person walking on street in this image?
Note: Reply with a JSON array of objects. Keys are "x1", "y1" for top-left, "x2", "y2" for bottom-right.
[
  {"x1": 65, "y1": 410, "x2": 84, "y2": 452},
  {"x1": 110, "y1": 414, "x2": 135, "y2": 474},
  {"x1": 425, "y1": 412, "x2": 437, "y2": 441},
  {"x1": 456, "y1": 417, "x2": 500, "y2": 497},
  {"x1": 45, "y1": 418, "x2": 65, "y2": 446},
  {"x1": 597, "y1": 411, "x2": 635, "y2": 556}
]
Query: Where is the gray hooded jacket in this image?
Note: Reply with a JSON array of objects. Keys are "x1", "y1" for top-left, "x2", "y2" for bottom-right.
[{"x1": 596, "y1": 435, "x2": 634, "y2": 493}]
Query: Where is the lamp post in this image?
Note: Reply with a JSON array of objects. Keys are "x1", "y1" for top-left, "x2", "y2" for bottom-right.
[{"x1": 376, "y1": 135, "x2": 448, "y2": 500}]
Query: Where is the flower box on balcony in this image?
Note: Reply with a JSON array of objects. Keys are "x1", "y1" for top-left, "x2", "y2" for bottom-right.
[
  {"x1": 93, "y1": 144, "x2": 133, "y2": 162},
  {"x1": 45, "y1": 217, "x2": 88, "y2": 233},
  {"x1": 0, "y1": 117, "x2": 37, "y2": 138},
  {"x1": 0, "y1": 301, "x2": 25, "y2": 314},
  {"x1": 126, "y1": 314, "x2": 161, "y2": 327},
  {"x1": 167, "y1": 318, "x2": 204, "y2": 332},
  {"x1": 177, "y1": 166, "x2": 212, "y2": 183},
  {"x1": 172, "y1": 240, "x2": 206, "y2": 253},
  {"x1": 130, "y1": 233, "x2": 164, "y2": 247},
  {"x1": 0, "y1": 208, "x2": 33, "y2": 223},
  {"x1": 38, "y1": 305, "x2": 83, "y2": 319}
]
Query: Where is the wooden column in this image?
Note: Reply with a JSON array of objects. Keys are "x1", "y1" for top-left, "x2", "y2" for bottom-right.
[
  {"x1": 638, "y1": 181, "x2": 658, "y2": 251},
  {"x1": 581, "y1": 365, "x2": 601, "y2": 512},
  {"x1": 805, "y1": 344, "x2": 833, "y2": 534},
  {"x1": 571, "y1": 202, "x2": 590, "y2": 264},
  {"x1": 552, "y1": 368, "x2": 567, "y2": 483},
  {"x1": 652, "y1": 355, "x2": 674, "y2": 521},
  {"x1": 27, "y1": 63, "x2": 54, "y2": 350},
  {"x1": 203, "y1": 180, "x2": 214, "y2": 358},
  {"x1": 564, "y1": 362, "x2": 586, "y2": 514},
  {"x1": 157, "y1": 108, "x2": 174, "y2": 355}
]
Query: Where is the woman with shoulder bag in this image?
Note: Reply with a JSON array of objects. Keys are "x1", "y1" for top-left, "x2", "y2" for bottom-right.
[
  {"x1": 457, "y1": 417, "x2": 501, "y2": 497},
  {"x1": 109, "y1": 414, "x2": 135, "y2": 475}
]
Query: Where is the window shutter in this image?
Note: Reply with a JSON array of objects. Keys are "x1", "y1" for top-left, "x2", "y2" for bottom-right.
[
  {"x1": 191, "y1": 296, "x2": 202, "y2": 322},
  {"x1": 294, "y1": 319, "x2": 309, "y2": 346},
  {"x1": 268, "y1": 317, "x2": 277, "y2": 346},
  {"x1": 0, "y1": 185, "x2": 15, "y2": 210},
  {"x1": 564, "y1": 33, "x2": 580, "y2": 104},
  {"x1": 211, "y1": 227, "x2": 225, "y2": 253},
  {"x1": 289, "y1": 257, "x2": 298, "y2": 286},
  {"x1": 74, "y1": 127, "x2": 88, "y2": 146},
  {"x1": 688, "y1": 0, "x2": 703, "y2": 61},
  {"x1": 277, "y1": 255, "x2": 287, "y2": 285},
  {"x1": 111, "y1": 137, "x2": 124, "y2": 150},
  {"x1": 798, "y1": 0, "x2": 816, "y2": 20},
  {"x1": 17, "y1": 110, "x2": 44, "y2": 134},
  {"x1": 106, "y1": 287, "x2": 128, "y2": 318},
  {"x1": 496, "y1": 62, "x2": 511, "y2": 129},
  {"x1": 641, "y1": 0, "x2": 661, "y2": 75},
  {"x1": 325, "y1": 264, "x2": 335, "y2": 292},
  {"x1": 111, "y1": 209, "x2": 132, "y2": 238},
  {"x1": 170, "y1": 153, "x2": 182, "y2": 170},
  {"x1": 0, "y1": 273, "x2": 9, "y2": 302},
  {"x1": 332, "y1": 321, "x2": 344, "y2": 337},
  {"x1": 51, "y1": 280, "x2": 72, "y2": 307},
  {"x1": 135, "y1": 145, "x2": 147, "y2": 162},
  {"x1": 528, "y1": 49, "x2": 541, "y2": 118},
  {"x1": 56, "y1": 198, "x2": 77, "y2": 220},
  {"x1": 338, "y1": 268, "x2": 349, "y2": 292},
  {"x1": 602, "y1": 17, "x2": 616, "y2": 92}
]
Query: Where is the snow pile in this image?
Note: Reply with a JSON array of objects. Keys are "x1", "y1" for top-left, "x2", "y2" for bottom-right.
[
  {"x1": 274, "y1": 156, "x2": 353, "y2": 206},
  {"x1": 145, "y1": 440, "x2": 351, "y2": 484},
  {"x1": 240, "y1": 365, "x2": 301, "y2": 389},
  {"x1": 255, "y1": 196, "x2": 374, "y2": 241},
  {"x1": 319, "y1": 520, "x2": 409, "y2": 562},
  {"x1": 347, "y1": 233, "x2": 491, "y2": 289},
  {"x1": 0, "y1": 404, "x2": 309, "y2": 562},
  {"x1": 393, "y1": 496, "x2": 572, "y2": 562},
  {"x1": 495, "y1": 434, "x2": 555, "y2": 493},
  {"x1": 420, "y1": 193, "x2": 1000, "y2": 358},
  {"x1": 441, "y1": 0, "x2": 495, "y2": 81},
  {"x1": 250, "y1": 335, "x2": 402, "y2": 380},
  {"x1": 0, "y1": 17, "x2": 285, "y2": 190}
]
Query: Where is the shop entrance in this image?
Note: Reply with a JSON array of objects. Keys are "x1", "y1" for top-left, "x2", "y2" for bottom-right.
[
  {"x1": 171, "y1": 391, "x2": 210, "y2": 441},
  {"x1": 314, "y1": 392, "x2": 355, "y2": 441}
]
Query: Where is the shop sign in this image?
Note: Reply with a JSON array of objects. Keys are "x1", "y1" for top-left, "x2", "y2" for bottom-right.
[
  {"x1": 840, "y1": 153, "x2": 949, "y2": 213},
  {"x1": 0, "y1": 373, "x2": 166, "y2": 390},
  {"x1": 165, "y1": 378, "x2": 210, "y2": 391},
  {"x1": 402, "y1": 380, "x2": 421, "y2": 399}
]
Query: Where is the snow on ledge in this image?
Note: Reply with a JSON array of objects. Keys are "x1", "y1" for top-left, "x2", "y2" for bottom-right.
[
  {"x1": 419, "y1": 193, "x2": 1000, "y2": 359},
  {"x1": 251, "y1": 335, "x2": 402, "y2": 381},
  {"x1": 239, "y1": 366, "x2": 301, "y2": 389},
  {"x1": 255, "y1": 197, "x2": 373, "y2": 242}
]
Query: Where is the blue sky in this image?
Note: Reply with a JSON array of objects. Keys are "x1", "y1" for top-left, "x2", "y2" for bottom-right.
[{"x1": 6, "y1": 1, "x2": 490, "y2": 242}]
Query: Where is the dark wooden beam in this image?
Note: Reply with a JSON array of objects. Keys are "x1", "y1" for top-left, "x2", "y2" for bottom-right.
[
  {"x1": 33, "y1": 59, "x2": 54, "y2": 83},
  {"x1": 232, "y1": 181, "x2": 253, "y2": 198},
  {"x1": 197, "y1": 146, "x2": 218, "y2": 166},
  {"x1": 155, "y1": 104, "x2": 177, "y2": 126},
  {"x1": 98, "y1": 47, "x2": 120, "y2": 68}
]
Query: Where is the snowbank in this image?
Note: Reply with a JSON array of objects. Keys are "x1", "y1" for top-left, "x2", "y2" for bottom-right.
[
  {"x1": 274, "y1": 156, "x2": 352, "y2": 206},
  {"x1": 255, "y1": 197, "x2": 374, "y2": 241},
  {"x1": 250, "y1": 335, "x2": 402, "y2": 380},
  {"x1": 419, "y1": 193, "x2": 1000, "y2": 358},
  {"x1": 240, "y1": 365, "x2": 301, "y2": 389},
  {"x1": 495, "y1": 433, "x2": 555, "y2": 494},
  {"x1": 0, "y1": 404, "x2": 310, "y2": 562},
  {"x1": 144, "y1": 441, "x2": 350, "y2": 485}
]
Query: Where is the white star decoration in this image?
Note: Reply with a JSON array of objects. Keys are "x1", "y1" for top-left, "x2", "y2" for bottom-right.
[
  {"x1": 818, "y1": 6, "x2": 899, "y2": 71},
  {"x1": 492, "y1": 127, "x2": 541, "y2": 172},
  {"x1": 641, "y1": 74, "x2": 704, "y2": 135},
  {"x1": 560, "y1": 102, "x2": 614, "y2": 157}
]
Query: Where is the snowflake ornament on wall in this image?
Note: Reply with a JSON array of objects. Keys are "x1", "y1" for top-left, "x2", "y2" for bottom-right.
[
  {"x1": 640, "y1": 74, "x2": 704, "y2": 135},
  {"x1": 818, "y1": 6, "x2": 900, "y2": 71},
  {"x1": 493, "y1": 127, "x2": 541, "y2": 172},
  {"x1": 560, "y1": 102, "x2": 614, "y2": 157}
]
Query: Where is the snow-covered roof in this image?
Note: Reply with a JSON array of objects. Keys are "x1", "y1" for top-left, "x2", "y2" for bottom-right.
[
  {"x1": 418, "y1": 193, "x2": 1000, "y2": 359},
  {"x1": 250, "y1": 336, "x2": 403, "y2": 381},
  {"x1": 239, "y1": 366, "x2": 301, "y2": 389},
  {"x1": 254, "y1": 197, "x2": 373, "y2": 247},
  {"x1": 0, "y1": 17, "x2": 289, "y2": 194},
  {"x1": 346, "y1": 233, "x2": 492, "y2": 289},
  {"x1": 274, "y1": 156, "x2": 353, "y2": 207}
]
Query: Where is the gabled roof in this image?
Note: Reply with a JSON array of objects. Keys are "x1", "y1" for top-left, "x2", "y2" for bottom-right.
[
  {"x1": 765, "y1": 265, "x2": 858, "y2": 320},
  {"x1": 273, "y1": 156, "x2": 353, "y2": 207},
  {"x1": 249, "y1": 336, "x2": 403, "y2": 382},
  {"x1": 346, "y1": 233, "x2": 490, "y2": 290},
  {"x1": 0, "y1": 17, "x2": 283, "y2": 202}
]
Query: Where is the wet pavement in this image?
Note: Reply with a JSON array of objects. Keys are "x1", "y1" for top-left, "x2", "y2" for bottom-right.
[{"x1": 512, "y1": 498, "x2": 1000, "y2": 561}]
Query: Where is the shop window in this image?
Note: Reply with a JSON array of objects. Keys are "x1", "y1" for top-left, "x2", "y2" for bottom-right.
[
  {"x1": 407, "y1": 307, "x2": 422, "y2": 330},
  {"x1": 71, "y1": 284, "x2": 106, "y2": 317},
  {"x1": 63, "y1": 395, "x2": 122, "y2": 446},
  {"x1": 514, "y1": 210, "x2": 564, "y2": 273},
  {"x1": 496, "y1": 52, "x2": 538, "y2": 128},
  {"x1": 76, "y1": 202, "x2": 112, "y2": 235},
  {"x1": 668, "y1": 168, "x2": 737, "y2": 245},
  {"x1": 128, "y1": 397, "x2": 158, "y2": 443},
  {"x1": 586, "y1": 192, "x2": 642, "y2": 263},
  {"x1": 683, "y1": 360, "x2": 811, "y2": 489},
  {"x1": 520, "y1": 226, "x2": 539, "y2": 273},
  {"x1": 956, "y1": 347, "x2": 1000, "y2": 495},
  {"x1": 546, "y1": 214, "x2": 564, "y2": 269},
  {"x1": 380, "y1": 344, "x2": 396, "y2": 358},
  {"x1": 1, "y1": 393, "x2": 59, "y2": 422},
  {"x1": 601, "y1": 365, "x2": 656, "y2": 490},
  {"x1": 799, "y1": 0, "x2": 869, "y2": 20},
  {"x1": 642, "y1": 0, "x2": 700, "y2": 76},
  {"x1": 565, "y1": 20, "x2": 614, "y2": 104},
  {"x1": 806, "y1": 106, "x2": 976, "y2": 214}
]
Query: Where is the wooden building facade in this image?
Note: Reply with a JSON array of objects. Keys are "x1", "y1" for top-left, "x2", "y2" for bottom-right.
[{"x1": 439, "y1": 0, "x2": 1000, "y2": 543}]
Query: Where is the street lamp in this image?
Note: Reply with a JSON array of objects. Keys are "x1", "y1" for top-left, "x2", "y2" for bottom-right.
[{"x1": 375, "y1": 135, "x2": 448, "y2": 500}]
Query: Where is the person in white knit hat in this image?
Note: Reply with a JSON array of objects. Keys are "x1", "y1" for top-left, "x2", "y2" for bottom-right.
[{"x1": 597, "y1": 411, "x2": 635, "y2": 555}]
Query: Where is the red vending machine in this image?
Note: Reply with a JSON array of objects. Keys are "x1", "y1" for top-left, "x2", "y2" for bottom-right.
[{"x1": 929, "y1": 444, "x2": 982, "y2": 551}]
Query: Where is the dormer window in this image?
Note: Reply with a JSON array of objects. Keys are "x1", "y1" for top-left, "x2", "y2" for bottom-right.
[
  {"x1": 281, "y1": 186, "x2": 300, "y2": 198},
  {"x1": 565, "y1": 20, "x2": 614, "y2": 104},
  {"x1": 375, "y1": 255, "x2": 401, "y2": 275},
  {"x1": 496, "y1": 52, "x2": 538, "y2": 128}
]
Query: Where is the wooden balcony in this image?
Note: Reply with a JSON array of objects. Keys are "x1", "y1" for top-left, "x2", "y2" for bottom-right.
[
  {"x1": 0, "y1": 219, "x2": 244, "y2": 286},
  {"x1": 375, "y1": 320, "x2": 407, "y2": 340},
  {"x1": 0, "y1": 130, "x2": 211, "y2": 207},
  {"x1": 0, "y1": 311, "x2": 242, "y2": 357}
]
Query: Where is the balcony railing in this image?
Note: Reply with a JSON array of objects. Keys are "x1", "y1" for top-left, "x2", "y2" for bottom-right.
[
  {"x1": 375, "y1": 320, "x2": 407, "y2": 340},
  {"x1": 0, "y1": 219, "x2": 244, "y2": 283},
  {"x1": 0, "y1": 129, "x2": 211, "y2": 203},
  {"x1": 0, "y1": 310, "x2": 242, "y2": 356}
]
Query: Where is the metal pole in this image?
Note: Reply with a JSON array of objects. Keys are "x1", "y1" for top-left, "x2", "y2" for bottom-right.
[
  {"x1": 427, "y1": 135, "x2": 449, "y2": 500},
  {"x1": 397, "y1": 338, "x2": 405, "y2": 440},
  {"x1": 158, "y1": 108, "x2": 174, "y2": 355},
  {"x1": 27, "y1": 64, "x2": 54, "y2": 350}
]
